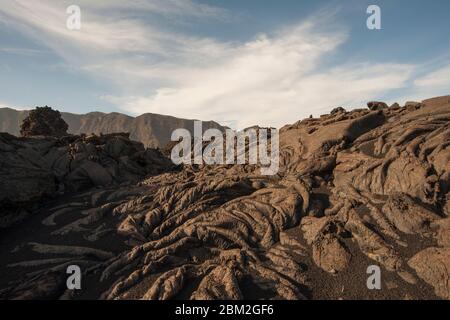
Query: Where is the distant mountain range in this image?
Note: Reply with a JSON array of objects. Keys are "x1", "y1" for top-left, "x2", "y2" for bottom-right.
[{"x1": 0, "y1": 108, "x2": 225, "y2": 148}]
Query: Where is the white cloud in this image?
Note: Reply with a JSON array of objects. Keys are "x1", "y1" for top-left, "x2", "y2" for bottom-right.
[
  {"x1": 414, "y1": 65, "x2": 450, "y2": 88},
  {"x1": 0, "y1": 1, "x2": 419, "y2": 129},
  {"x1": 80, "y1": 0, "x2": 229, "y2": 19},
  {"x1": 0, "y1": 0, "x2": 228, "y2": 58},
  {"x1": 0, "y1": 47, "x2": 48, "y2": 55},
  {"x1": 389, "y1": 64, "x2": 450, "y2": 104},
  {"x1": 102, "y1": 21, "x2": 415, "y2": 128}
]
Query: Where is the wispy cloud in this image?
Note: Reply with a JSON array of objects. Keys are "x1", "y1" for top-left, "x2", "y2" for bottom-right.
[
  {"x1": 0, "y1": 0, "x2": 229, "y2": 57},
  {"x1": 414, "y1": 65, "x2": 450, "y2": 89},
  {"x1": 0, "y1": 47, "x2": 48, "y2": 55},
  {"x1": 388, "y1": 62, "x2": 450, "y2": 104},
  {"x1": 81, "y1": 0, "x2": 229, "y2": 19}
]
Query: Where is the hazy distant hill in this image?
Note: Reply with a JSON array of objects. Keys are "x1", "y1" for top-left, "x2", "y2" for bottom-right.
[{"x1": 0, "y1": 108, "x2": 225, "y2": 148}]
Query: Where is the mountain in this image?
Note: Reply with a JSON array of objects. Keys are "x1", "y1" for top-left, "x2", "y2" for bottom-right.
[{"x1": 0, "y1": 108, "x2": 225, "y2": 148}]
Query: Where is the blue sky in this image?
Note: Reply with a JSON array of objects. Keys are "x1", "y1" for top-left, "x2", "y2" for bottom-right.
[{"x1": 0, "y1": 0, "x2": 449, "y2": 129}]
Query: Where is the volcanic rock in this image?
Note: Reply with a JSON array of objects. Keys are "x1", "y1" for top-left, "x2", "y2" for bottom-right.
[
  {"x1": 330, "y1": 107, "x2": 346, "y2": 115},
  {"x1": 20, "y1": 106, "x2": 68, "y2": 137},
  {"x1": 0, "y1": 132, "x2": 174, "y2": 228},
  {"x1": 0, "y1": 95, "x2": 449, "y2": 300},
  {"x1": 408, "y1": 247, "x2": 450, "y2": 299},
  {"x1": 367, "y1": 101, "x2": 388, "y2": 111}
]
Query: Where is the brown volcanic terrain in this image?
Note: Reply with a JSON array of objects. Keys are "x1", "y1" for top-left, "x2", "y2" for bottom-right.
[
  {"x1": 0, "y1": 108, "x2": 225, "y2": 148},
  {"x1": 0, "y1": 96, "x2": 449, "y2": 300}
]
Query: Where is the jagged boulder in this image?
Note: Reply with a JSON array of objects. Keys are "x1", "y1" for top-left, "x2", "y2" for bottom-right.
[
  {"x1": 301, "y1": 216, "x2": 351, "y2": 273},
  {"x1": 0, "y1": 133, "x2": 56, "y2": 228},
  {"x1": 383, "y1": 193, "x2": 441, "y2": 234},
  {"x1": 405, "y1": 101, "x2": 423, "y2": 111},
  {"x1": 20, "y1": 106, "x2": 69, "y2": 137},
  {"x1": 367, "y1": 101, "x2": 388, "y2": 111},
  {"x1": 408, "y1": 247, "x2": 450, "y2": 299},
  {"x1": 330, "y1": 107, "x2": 346, "y2": 115},
  {"x1": 390, "y1": 102, "x2": 401, "y2": 109}
]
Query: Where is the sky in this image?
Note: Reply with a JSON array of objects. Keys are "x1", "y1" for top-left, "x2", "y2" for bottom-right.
[{"x1": 0, "y1": 0, "x2": 449, "y2": 129}]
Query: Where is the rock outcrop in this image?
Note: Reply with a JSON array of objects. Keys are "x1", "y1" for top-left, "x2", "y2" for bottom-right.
[
  {"x1": 20, "y1": 106, "x2": 68, "y2": 137},
  {"x1": 0, "y1": 132, "x2": 174, "y2": 228},
  {"x1": 408, "y1": 247, "x2": 450, "y2": 299},
  {"x1": 367, "y1": 101, "x2": 388, "y2": 111}
]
